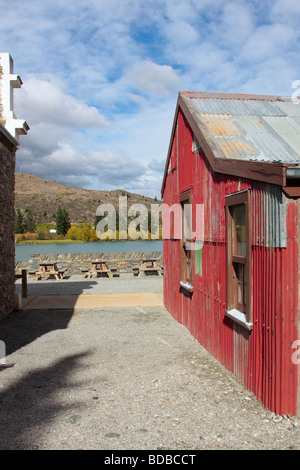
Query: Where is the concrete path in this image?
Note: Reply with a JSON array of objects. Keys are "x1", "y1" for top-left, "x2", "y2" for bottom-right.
[
  {"x1": 22, "y1": 292, "x2": 163, "y2": 310},
  {"x1": 19, "y1": 274, "x2": 164, "y2": 310}
]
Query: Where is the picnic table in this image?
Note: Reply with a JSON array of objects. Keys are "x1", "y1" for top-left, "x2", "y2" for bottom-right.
[
  {"x1": 137, "y1": 258, "x2": 162, "y2": 276},
  {"x1": 35, "y1": 261, "x2": 67, "y2": 280},
  {"x1": 89, "y1": 259, "x2": 114, "y2": 278}
]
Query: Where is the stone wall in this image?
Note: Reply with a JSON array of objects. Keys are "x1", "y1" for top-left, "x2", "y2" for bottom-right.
[
  {"x1": 0, "y1": 134, "x2": 16, "y2": 320},
  {"x1": 15, "y1": 251, "x2": 163, "y2": 276}
]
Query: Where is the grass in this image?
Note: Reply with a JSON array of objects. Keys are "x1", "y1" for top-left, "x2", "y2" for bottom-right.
[{"x1": 16, "y1": 239, "x2": 85, "y2": 245}]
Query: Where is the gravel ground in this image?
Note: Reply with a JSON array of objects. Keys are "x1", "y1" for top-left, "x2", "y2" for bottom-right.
[{"x1": 1, "y1": 275, "x2": 299, "y2": 450}]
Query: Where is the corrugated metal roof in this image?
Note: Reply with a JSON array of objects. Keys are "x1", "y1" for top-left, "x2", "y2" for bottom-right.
[
  {"x1": 194, "y1": 98, "x2": 286, "y2": 117},
  {"x1": 182, "y1": 93, "x2": 300, "y2": 165}
]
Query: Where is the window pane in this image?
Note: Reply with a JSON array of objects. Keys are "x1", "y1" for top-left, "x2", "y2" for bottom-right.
[
  {"x1": 234, "y1": 262, "x2": 246, "y2": 309},
  {"x1": 231, "y1": 204, "x2": 246, "y2": 256},
  {"x1": 183, "y1": 203, "x2": 192, "y2": 241},
  {"x1": 185, "y1": 247, "x2": 192, "y2": 284}
]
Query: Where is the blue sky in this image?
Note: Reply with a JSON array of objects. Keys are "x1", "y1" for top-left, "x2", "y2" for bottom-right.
[{"x1": 1, "y1": 0, "x2": 300, "y2": 198}]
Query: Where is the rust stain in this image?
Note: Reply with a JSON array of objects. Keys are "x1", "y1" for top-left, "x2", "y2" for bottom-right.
[
  {"x1": 201, "y1": 113, "x2": 240, "y2": 137},
  {"x1": 218, "y1": 138, "x2": 255, "y2": 157},
  {"x1": 200, "y1": 113, "x2": 256, "y2": 157}
]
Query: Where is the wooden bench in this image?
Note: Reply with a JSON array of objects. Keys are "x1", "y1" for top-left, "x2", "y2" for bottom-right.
[
  {"x1": 81, "y1": 268, "x2": 90, "y2": 277},
  {"x1": 28, "y1": 270, "x2": 37, "y2": 276},
  {"x1": 140, "y1": 267, "x2": 161, "y2": 276},
  {"x1": 132, "y1": 267, "x2": 140, "y2": 276},
  {"x1": 57, "y1": 267, "x2": 68, "y2": 278},
  {"x1": 110, "y1": 267, "x2": 119, "y2": 277},
  {"x1": 15, "y1": 269, "x2": 27, "y2": 298}
]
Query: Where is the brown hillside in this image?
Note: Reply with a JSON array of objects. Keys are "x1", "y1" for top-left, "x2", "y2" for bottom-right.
[{"x1": 15, "y1": 173, "x2": 161, "y2": 224}]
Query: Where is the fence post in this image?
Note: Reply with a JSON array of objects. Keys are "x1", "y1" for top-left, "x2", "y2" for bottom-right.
[{"x1": 21, "y1": 269, "x2": 27, "y2": 298}]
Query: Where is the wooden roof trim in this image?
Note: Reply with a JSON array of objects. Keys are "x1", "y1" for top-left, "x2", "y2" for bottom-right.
[
  {"x1": 161, "y1": 98, "x2": 180, "y2": 198},
  {"x1": 283, "y1": 186, "x2": 300, "y2": 197},
  {"x1": 161, "y1": 93, "x2": 287, "y2": 197}
]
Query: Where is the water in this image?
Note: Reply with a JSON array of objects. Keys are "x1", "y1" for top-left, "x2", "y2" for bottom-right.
[{"x1": 15, "y1": 240, "x2": 163, "y2": 262}]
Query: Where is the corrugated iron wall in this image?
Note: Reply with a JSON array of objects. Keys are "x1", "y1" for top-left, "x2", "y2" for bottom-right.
[{"x1": 163, "y1": 109, "x2": 299, "y2": 416}]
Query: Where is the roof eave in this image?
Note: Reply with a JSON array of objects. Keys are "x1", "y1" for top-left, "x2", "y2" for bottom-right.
[
  {"x1": 161, "y1": 94, "x2": 181, "y2": 198},
  {"x1": 0, "y1": 121, "x2": 19, "y2": 147}
]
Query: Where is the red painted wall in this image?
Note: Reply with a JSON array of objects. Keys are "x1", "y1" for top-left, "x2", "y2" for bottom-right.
[{"x1": 163, "y1": 109, "x2": 299, "y2": 416}]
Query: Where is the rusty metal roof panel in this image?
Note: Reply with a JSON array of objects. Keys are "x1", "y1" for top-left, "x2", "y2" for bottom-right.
[
  {"x1": 199, "y1": 113, "x2": 300, "y2": 163},
  {"x1": 183, "y1": 94, "x2": 300, "y2": 164}
]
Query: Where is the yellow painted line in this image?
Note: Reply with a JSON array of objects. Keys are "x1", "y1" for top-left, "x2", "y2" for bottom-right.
[{"x1": 22, "y1": 293, "x2": 163, "y2": 310}]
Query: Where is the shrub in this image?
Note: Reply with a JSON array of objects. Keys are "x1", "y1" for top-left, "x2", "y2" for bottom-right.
[
  {"x1": 37, "y1": 227, "x2": 51, "y2": 240},
  {"x1": 65, "y1": 223, "x2": 97, "y2": 242}
]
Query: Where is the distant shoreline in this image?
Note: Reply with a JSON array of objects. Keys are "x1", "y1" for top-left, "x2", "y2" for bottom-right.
[
  {"x1": 15, "y1": 239, "x2": 161, "y2": 245},
  {"x1": 15, "y1": 240, "x2": 85, "y2": 245}
]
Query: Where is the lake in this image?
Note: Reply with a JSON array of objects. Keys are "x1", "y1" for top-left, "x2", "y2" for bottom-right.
[{"x1": 15, "y1": 240, "x2": 163, "y2": 262}]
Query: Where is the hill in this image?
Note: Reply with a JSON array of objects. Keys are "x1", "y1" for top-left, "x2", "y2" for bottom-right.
[{"x1": 15, "y1": 173, "x2": 161, "y2": 224}]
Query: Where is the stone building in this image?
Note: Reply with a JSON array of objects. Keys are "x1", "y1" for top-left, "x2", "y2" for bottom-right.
[{"x1": 0, "y1": 53, "x2": 29, "y2": 320}]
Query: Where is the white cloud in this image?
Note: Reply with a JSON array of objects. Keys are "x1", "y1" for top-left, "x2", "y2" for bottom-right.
[
  {"x1": 16, "y1": 76, "x2": 111, "y2": 128},
  {"x1": 125, "y1": 61, "x2": 181, "y2": 97},
  {"x1": 213, "y1": 1, "x2": 255, "y2": 48},
  {"x1": 3, "y1": 0, "x2": 300, "y2": 199},
  {"x1": 271, "y1": 0, "x2": 300, "y2": 22},
  {"x1": 17, "y1": 142, "x2": 146, "y2": 190},
  {"x1": 239, "y1": 23, "x2": 297, "y2": 64}
]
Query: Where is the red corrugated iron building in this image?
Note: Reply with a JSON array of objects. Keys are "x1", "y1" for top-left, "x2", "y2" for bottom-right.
[{"x1": 161, "y1": 92, "x2": 300, "y2": 417}]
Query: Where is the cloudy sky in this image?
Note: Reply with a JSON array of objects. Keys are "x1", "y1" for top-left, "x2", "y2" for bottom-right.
[{"x1": 1, "y1": 0, "x2": 300, "y2": 198}]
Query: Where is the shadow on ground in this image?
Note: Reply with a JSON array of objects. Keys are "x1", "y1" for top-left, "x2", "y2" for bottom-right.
[
  {"x1": 4, "y1": 279, "x2": 101, "y2": 355},
  {"x1": 0, "y1": 350, "x2": 92, "y2": 450},
  {"x1": 0, "y1": 309, "x2": 75, "y2": 356},
  {"x1": 15, "y1": 278, "x2": 99, "y2": 297}
]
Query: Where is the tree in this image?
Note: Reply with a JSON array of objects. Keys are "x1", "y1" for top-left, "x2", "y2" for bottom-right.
[
  {"x1": 55, "y1": 206, "x2": 71, "y2": 236},
  {"x1": 15, "y1": 208, "x2": 24, "y2": 233},
  {"x1": 66, "y1": 223, "x2": 97, "y2": 242},
  {"x1": 15, "y1": 208, "x2": 37, "y2": 233},
  {"x1": 23, "y1": 209, "x2": 36, "y2": 232},
  {"x1": 62, "y1": 208, "x2": 71, "y2": 234}
]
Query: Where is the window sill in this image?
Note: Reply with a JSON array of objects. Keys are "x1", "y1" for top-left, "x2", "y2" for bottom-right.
[
  {"x1": 179, "y1": 281, "x2": 193, "y2": 293},
  {"x1": 224, "y1": 308, "x2": 253, "y2": 331}
]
